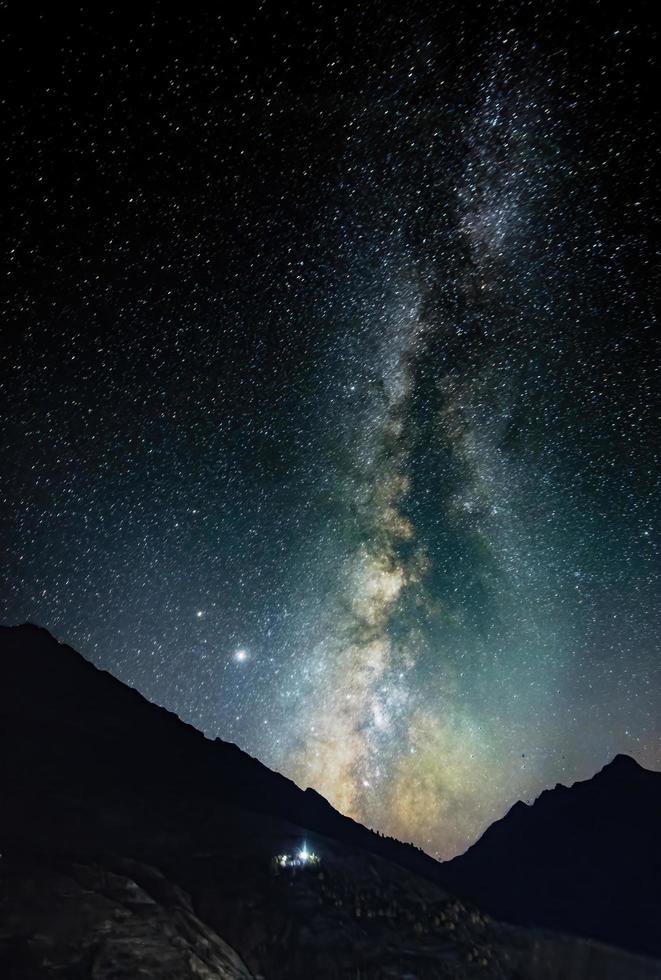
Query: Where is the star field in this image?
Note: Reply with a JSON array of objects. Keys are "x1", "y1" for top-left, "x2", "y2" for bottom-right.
[{"x1": 1, "y1": 2, "x2": 659, "y2": 858}]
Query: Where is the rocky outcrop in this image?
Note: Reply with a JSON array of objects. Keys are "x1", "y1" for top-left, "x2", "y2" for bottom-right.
[{"x1": 0, "y1": 854, "x2": 254, "y2": 980}]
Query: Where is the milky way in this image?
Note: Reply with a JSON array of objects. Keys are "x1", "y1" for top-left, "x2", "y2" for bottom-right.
[{"x1": 2, "y1": 4, "x2": 659, "y2": 858}]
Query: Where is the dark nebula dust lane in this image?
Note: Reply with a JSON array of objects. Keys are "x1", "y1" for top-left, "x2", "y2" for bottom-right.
[{"x1": 1, "y1": 3, "x2": 659, "y2": 858}]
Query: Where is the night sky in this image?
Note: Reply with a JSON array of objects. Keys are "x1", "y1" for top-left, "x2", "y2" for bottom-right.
[{"x1": 2, "y1": 2, "x2": 659, "y2": 859}]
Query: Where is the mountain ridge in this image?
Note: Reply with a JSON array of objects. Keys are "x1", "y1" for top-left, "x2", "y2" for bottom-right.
[
  {"x1": 0, "y1": 623, "x2": 441, "y2": 880},
  {"x1": 442, "y1": 736, "x2": 661, "y2": 960},
  {"x1": 2, "y1": 622, "x2": 660, "y2": 977}
]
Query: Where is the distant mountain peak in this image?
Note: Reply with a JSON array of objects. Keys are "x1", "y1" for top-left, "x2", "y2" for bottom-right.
[
  {"x1": 442, "y1": 748, "x2": 661, "y2": 959},
  {"x1": 597, "y1": 753, "x2": 645, "y2": 777}
]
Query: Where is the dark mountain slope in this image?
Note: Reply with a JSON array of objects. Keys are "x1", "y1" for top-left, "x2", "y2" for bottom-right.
[
  {"x1": 441, "y1": 754, "x2": 661, "y2": 960},
  {"x1": 0, "y1": 622, "x2": 439, "y2": 877},
  {"x1": 1, "y1": 623, "x2": 659, "y2": 979}
]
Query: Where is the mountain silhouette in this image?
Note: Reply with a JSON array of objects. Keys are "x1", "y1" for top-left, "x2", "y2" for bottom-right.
[
  {"x1": 0, "y1": 623, "x2": 439, "y2": 879},
  {"x1": 441, "y1": 750, "x2": 661, "y2": 960},
  {"x1": 1, "y1": 623, "x2": 659, "y2": 979}
]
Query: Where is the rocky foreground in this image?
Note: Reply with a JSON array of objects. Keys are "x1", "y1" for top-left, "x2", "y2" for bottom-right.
[{"x1": 1, "y1": 624, "x2": 659, "y2": 979}]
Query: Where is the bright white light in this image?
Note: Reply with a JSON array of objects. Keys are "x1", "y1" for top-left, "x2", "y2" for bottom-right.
[
  {"x1": 196, "y1": 610, "x2": 204, "y2": 618},
  {"x1": 234, "y1": 649, "x2": 248, "y2": 663},
  {"x1": 298, "y1": 848, "x2": 310, "y2": 863}
]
